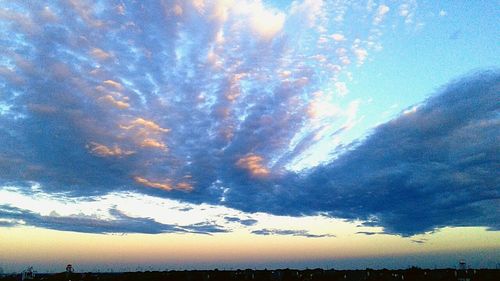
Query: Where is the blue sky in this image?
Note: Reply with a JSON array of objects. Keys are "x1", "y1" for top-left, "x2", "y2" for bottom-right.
[{"x1": 0, "y1": 0, "x2": 498, "y2": 271}]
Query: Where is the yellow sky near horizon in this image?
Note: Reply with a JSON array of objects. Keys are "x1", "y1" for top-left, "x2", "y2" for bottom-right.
[
  {"x1": 1, "y1": 189, "x2": 499, "y2": 272},
  {"x1": 1, "y1": 225, "x2": 499, "y2": 272}
]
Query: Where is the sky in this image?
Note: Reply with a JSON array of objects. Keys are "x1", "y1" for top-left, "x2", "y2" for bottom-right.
[{"x1": 0, "y1": 0, "x2": 499, "y2": 273}]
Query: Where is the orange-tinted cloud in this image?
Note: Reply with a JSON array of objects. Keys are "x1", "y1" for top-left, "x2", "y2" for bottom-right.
[
  {"x1": 98, "y1": 95, "x2": 130, "y2": 109},
  {"x1": 225, "y1": 73, "x2": 247, "y2": 102},
  {"x1": 121, "y1": 118, "x2": 170, "y2": 133},
  {"x1": 87, "y1": 142, "x2": 134, "y2": 157},
  {"x1": 134, "y1": 176, "x2": 173, "y2": 191},
  {"x1": 173, "y1": 4, "x2": 183, "y2": 16},
  {"x1": 103, "y1": 80, "x2": 124, "y2": 91},
  {"x1": 140, "y1": 138, "x2": 167, "y2": 150},
  {"x1": 176, "y1": 182, "x2": 194, "y2": 192},
  {"x1": 134, "y1": 177, "x2": 193, "y2": 192},
  {"x1": 120, "y1": 118, "x2": 170, "y2": 151},
  {"x1": 236, "y1": 154, "x2": 270, "y2": 177},
  {"x1": 90, "y1": 48, "x2": 112, "y2": 60},
  {"x1": 67, "y1": 0, "x2": 104, "y2": 27}
]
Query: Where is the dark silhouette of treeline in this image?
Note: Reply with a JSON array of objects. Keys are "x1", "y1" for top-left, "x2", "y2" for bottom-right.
[{"x1": 1, "y1": 267, "x2": 499, "y2": 281}]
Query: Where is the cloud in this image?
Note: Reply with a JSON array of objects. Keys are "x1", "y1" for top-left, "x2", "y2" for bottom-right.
[
  {"x1": 133, "y1": 176, "x2": 174, "y2": 192},
  {"x1": 334, "y1": 81, "x2": 349, "y2": 97},
  {"x1": 355, "y1": 231, "x2": 380, "y2": 236},
  {"x1": 87, "y1": 142, "x2": 135, "y2": 157},
  {"x1": 133, "y1": 176, "x2": 193, "y2": 192},
  {"x1": 251, "y1": 228, "x2": 335, "y2": 238},
  {"x1": 102, "y1": 80, "x2": 124, "y2": 91},
  {"x1": 373, "y1": 4, "x2": 390, "y2": 25},
  {"x1": 97, "y1": 95, "x2": 130, "y2": 109},
  {"x1": 120, "y1": 118, "x2": 170, "y2": 134},
  {"x1": 411, "y1": 239, "x2": 427, "y2": 244},
  {"x1": 214, "y1": 71, "x2": 499, "y2": 236},
  {"x1": 0, "y1": 204, "x2": 229, "y2": 235},
  {"x1": 183, "y1": 222, "x2": 229, "y2": 235},
  {"x1": 398, "y1": 1, "x2": 418, "y2": 25},
  {"x1": 298, "y1": 71, "x2": 500, "y2": 236},
  {"x1": 224, "y1": 216, "x2": 258, "y2": 226},
  {"x1": 0, "y1": 219, "x2": 17, "y2": 227},
  {"x1": 0, "y1": 205, "x2": 176, "y2": 234},
  {"x1": 236, "y1": 154, "x2": 270, "y2": 178},
  {"x1": 246, "y1": 2, "x2": 285, "y2": 40},
  {"x1": 353, "y1": 48, "x2": 368, "y2": 64},
  {"x1": 330, "y1": 33, "x2": 345, "y2": 42},
  {"x1": 90, "y1": 48, "x2": 113, "y2": 60},
  {"x1": 0, "y1": 1, "x2": 498, "y2": 237},
  {"x1": 289, "y1": 0, "x2": 324, "y2": 28}
]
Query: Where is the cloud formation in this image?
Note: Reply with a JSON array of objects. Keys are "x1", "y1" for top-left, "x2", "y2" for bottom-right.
[
  {"x1": 298, "y1": 71, "x2": 500, "y2": 235},
  {"x1": 219, "y1": 71, "x2": 500, "y2": 236},
  {"x1": 0, "y1": 0, "x2": 388, "y2": 197},
  {"x1": 355, "y1": 231, "x2": 379, "y2": 236},
  {"x1": 0, "y1": 204, "x2": 227, "y2": 235},
  {"x1": 251, "y1": 228, "x2": 335, "y2": 238},
  {"x1": 224, "y1": 216, "x2": 258, "y2": 226},
  {"x1": 0, "y1": 1, "x2": 498, "y2": 236}
]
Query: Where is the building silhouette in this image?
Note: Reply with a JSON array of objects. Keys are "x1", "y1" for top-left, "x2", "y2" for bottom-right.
[{"x1": 21, "y1": 267, "x2": 35, "y2": 281}]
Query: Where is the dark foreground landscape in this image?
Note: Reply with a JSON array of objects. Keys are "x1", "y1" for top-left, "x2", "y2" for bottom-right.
[{"x1": 1, "y1": 268, "x2": 499, "y2": 281}]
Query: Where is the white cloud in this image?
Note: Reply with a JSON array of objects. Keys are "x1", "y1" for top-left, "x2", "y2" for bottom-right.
[
  {"x1": 0, "y1": 186, "x2": 346, "y2": 236},
  {"x1": 334, "y1": 81, "x2": 348, "y2": 97},
  {"x1": 353, "y1": 47, "x2": 368, "y2": 65},
  {"x1": 226, "y1": 0, "x2": 285, "y2": 40},
  {"x1": 330, "y1": 33, "x2": 345, "y2": 42},
  {"x1": 373, "y1": 4, "x2": 390, "y2": 25},
  {"x1": 249, "y1": 7, "x2": 285, "y2": 40},
  {"x1": 398, "y1": 1, "x2": 418, "y2": 25},
  {"x1": 289, "y1": 0, "x2": 324, "y2": 27}
]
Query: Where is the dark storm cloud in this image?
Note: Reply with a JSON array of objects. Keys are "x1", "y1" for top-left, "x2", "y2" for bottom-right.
[{"x1": 0, "y1": 0, "x2": 498, "y2": 236}]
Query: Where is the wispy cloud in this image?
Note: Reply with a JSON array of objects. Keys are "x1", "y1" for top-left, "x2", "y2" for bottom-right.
[
  {"x1": 373, "y1": 4, "x2": 390, "y2": 25},
  {"x1": 0, "y1": 204, "x2": 211, "y2": 235},
  {"x1": 251, "y1": 228, "x2": 335, "y2": 238},
  {"x1": 355, "y1": 231, "x2": 380, "y2": 236},
  {"x1": 224, "y1": 216, "x2": 258, "y2": 226},
  {"x1": 0, "y1": 197, "x2": 233, "y2": 235}
]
